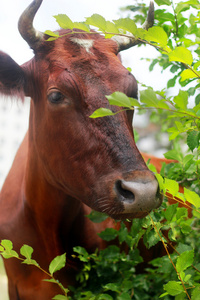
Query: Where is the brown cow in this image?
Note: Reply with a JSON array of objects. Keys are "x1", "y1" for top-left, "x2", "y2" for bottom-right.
[{"x1": 0, "y1": 1, "x2": 162, "y2": 299}]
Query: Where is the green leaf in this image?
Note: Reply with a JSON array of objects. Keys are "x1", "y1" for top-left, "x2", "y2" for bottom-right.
[
  {"x1": 22, "y1": 258, "x2": 39, "y2": 267},
  {"x1": 130, "y1": 219, "x2": 143, "y2": 236},
  {"x1": 191, "y1": 287, "x2": 200, "y2": 300},
  {"x1": 184, "y1": 274, "x2": 192, "y2": 283},
  {"x1": 164, "y1": 281, "x2": 184, "y2": 296},
  {"x1": 73, "y1": 22, "x2": 90, "y2": 32},
  {"x1": 168, "y1": 47, "x2": 193, "y2": 66},
  {"x1": 176, "y1": 250, "x2": 194, "y2": 273},
  {"x1": 175, "y1": 2, "x2": 191, "y2": 14},
  {"x1": 129, "y1": 98, "x2": 141, "y2": 107},
  {"x1": 181, "y1": 223, "x2": 192, "y2": 234},
  {"x1": 168, "y1": 130, "x2": 180, "y2": 141},
  {"x1": 140, "y1": 89, "x2": 159, "y2": 107},
  {"x1": 85, "y1": 14, "x2": 106, "y2": 31},
  {"x1": 105, "y1": 21, "x2": 119, "y2": 35},
  {"x1": 0, "y1": 240, "x2": 19, "y2": 259},
  {"x1": 143, "y1": 228, "x2": 160, "y2": 248},
  {"x1": 43, "y1": 278, "x2": 58, "y2": 284},
  {"x1": 1, "y1": 250, "x2": 19, "y2": 259},
  {"x1": 101, "y1": 245, "x2": 120, "y2": 260},
  {"x1": 155, "y1": 173, "x2": 164, "y2": 192},
  {"x1": 157, "y1": 99, "x2": 169, "y2": 109},
  {"x1": 167, "y1": 77, "x2": 177, "y2": 88},
  {"x1": 175, "y1": 121, "x2": 184, "y2": 132},
  {"x1": 20, "y1": 245, "x2": 33, "y2": 259},
  {"x1": 144, "y1": 26, "x2": 168, "y2": 46},
  {"x1": 49, "y1": 253, "x2": 66, "y2": 275},
  {"x1": 52, "y1": 295, "x2": 68, "y2": 300},
  {"x1": 154, "y1": 0, "x2": 171, "y2": 5},
  {"x1": 164, "y1": 204, "x2": 178, "y2": 222},
  {"x1": 194, "y1": 60, "x2": 200, "y2": 70},
  {"x1": 180, "y1": 69, "x2": 199, "y2": 81},
  {"x1": 46, "y1": 37, "x2": 59, "y2": 42},
  {"x1": 73, "y1": 246, "x2": 89, "y2": 257},
  {"x1": 54, "y1": 15, "x2": 74, "y2": 30},
  {"x1": 176, "y1": 243, "x2": 192, "y2": 254},
  {"x1": 1, "y1": 240, "x2": 13, "y2": 251},
  {"x1": 106, "y1": 92, "x2": 132, "y2": 108},
  {"x1": 44, "y1": 30, "x2": 59, "y2": 37},
  {"x1": 105, "y1": 92, "x2": 140, "y2": 109},
  {"x1": 86, "y1": 210, "x2": 108, "y2": 223},
  {"x1": 89, "y1": 108, "x2": 116, "y2": 118},
  {"x1": 195, "y1": 94, "x2": 200, "y2": 105},
  {"x1": 98, "y1": 228, "x2": 118, "y2": 241},
  {"x1": 103, "y1": 283, "x2": 120, "y2": 293},
  {"x1": 73, "y1": 246, "x2": 90, "y2": 261},
  {"x1": 114, "y1": 18, "x2": 137, "y2": 35},
  {"x1": 164, "y1": 178, "x2": 179, "y2": 195},
  {"x1": 184, "y1": 188, "x2": 200, "y2": 208},
  {"x1": 118, "y1": 223, "x2": 128, "y2": 244},
  {"x1": 164, "y1": 150, "x2": 182, "y2": 161},
  {"x1": 98, "y1": 294, "x2": 113, "y2": 300},
  {"x1": 159, "y1": 292, "x2": 169, "y2": 298},
  {"x1": 118, "y1": 292, "x2": 132, "y2": 300},
  {"x1": 173, "y1": 90, "x2": 188, "y2": 110},
  {"x1": 193, "y1": 210, "x2": 200, "y2": 219},
  {"x1": 183, "y1": 154, "x2": 193, "y2": 166},
  {"x1": 187, "y1": 130, "x2": 200, "y2": 151}
]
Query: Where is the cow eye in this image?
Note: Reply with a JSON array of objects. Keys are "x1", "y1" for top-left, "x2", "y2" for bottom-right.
[{"x1": 47, "y1": 91, "x2": 64, "y2": 104}]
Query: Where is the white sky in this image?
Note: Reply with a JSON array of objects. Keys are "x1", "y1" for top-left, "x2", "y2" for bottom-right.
[{"x1": 0, "y1": 0, "x2": 167, "y2": 89}]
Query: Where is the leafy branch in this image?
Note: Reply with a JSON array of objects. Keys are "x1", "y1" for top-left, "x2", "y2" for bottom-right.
[
  {"x1": 0, "y1": 241, "x2": 69, "y2": 300},
  {"x1": 149, "y1": 214, "x2": 192, "y2": 300},
  {"x1": 45, "y1": 12, "x2": 200, "y2": 82}
]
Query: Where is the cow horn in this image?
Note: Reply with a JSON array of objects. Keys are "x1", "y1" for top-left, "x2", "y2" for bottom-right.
[
  {"x1": 113, "y1": 1, "x2": 154, "y2": 52},
  {"x1": 18, "y1": 0, "x2": 44, "y2": 50}
]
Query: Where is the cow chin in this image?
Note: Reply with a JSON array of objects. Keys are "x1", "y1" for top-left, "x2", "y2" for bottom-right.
[
  {"x1": 108, "y1": 211, "x2": 153, "y2": 221},
  {"x1": 92, "y1": 193, "x2": 163, "y2": 221}
]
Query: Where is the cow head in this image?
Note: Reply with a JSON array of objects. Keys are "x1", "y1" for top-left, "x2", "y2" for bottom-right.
[{"x1": 0, "y1": 0, "x2": 162, "y2": 219}]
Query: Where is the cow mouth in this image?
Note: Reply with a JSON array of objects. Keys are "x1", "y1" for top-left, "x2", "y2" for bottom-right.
[
  {"x1": 108, "y1": 211, "x2": 150, "y2": 221},
  {"x1": 102, "y1": 194, "x2": 163, "y2": 221},
  {"x1": 93, "y1": 195, "x2": 162, "y2": 221}
]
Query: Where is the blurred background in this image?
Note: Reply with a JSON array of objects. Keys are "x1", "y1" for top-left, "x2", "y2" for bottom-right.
[{"x1": 0, "y1": 0, "x2": 171, "y2": 298}]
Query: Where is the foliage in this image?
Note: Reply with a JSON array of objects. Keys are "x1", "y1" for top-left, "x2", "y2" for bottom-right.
[
  {"x1": 70, "y1": 206, "x2": 200, "y2": 300},
  {"x1": 1, "y1": 0, "x2": 200, "y2": 300},
  {"x1": 0, "y1": 240, "x2": 69, "y2": 299}
]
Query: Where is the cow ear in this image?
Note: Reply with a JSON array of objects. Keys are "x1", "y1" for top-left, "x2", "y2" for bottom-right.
[{"x1": 0, "y1": 51, "x2": 26, "y2": 100}]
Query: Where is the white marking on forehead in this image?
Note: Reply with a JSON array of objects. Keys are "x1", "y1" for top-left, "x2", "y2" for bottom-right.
[{"x1": 70, "y1": 38, "x2": 94, "y2": 53}]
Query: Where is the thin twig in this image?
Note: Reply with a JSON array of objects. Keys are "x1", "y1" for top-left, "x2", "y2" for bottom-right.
[
  {"x1": 149, "y1": 214, "x2": 191, "y2": 300},
  {"x1": 161, "y1": 232, "x2": 200, "y2": 274},
  {"x1": 171, "y1": 0, "x2": 179, "y2": 40}
]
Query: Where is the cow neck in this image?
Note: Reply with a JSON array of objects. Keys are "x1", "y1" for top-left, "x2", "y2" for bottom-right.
[{"x1": 24, "y1": 136, "x2": 84, "y2": 257}]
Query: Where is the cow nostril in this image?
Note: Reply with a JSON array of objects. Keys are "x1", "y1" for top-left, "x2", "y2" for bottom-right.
[{"x1": 115, "y1": 180, "x2": 135, "y2": 202}]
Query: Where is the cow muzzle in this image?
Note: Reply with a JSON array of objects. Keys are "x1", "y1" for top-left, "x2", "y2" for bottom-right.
[
  {"x1": 110, "y1": 172, "x2": 162, "y2": 220},
  {"x1": 88, "y1": 170, "x2": 162, "y2": 220},
  {"x1": 116, "y1": 178, "x2": 161, "y2": 214}
]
